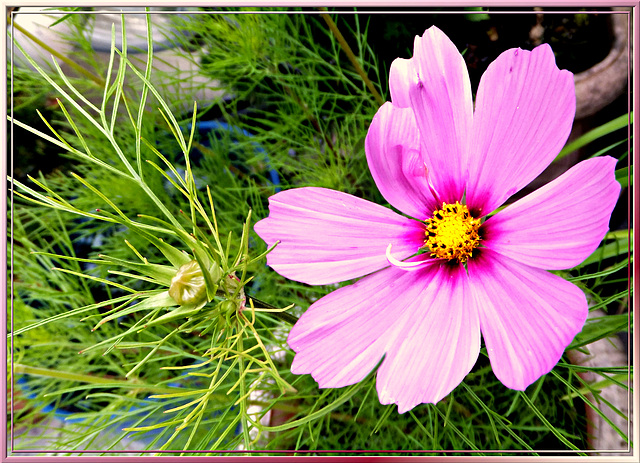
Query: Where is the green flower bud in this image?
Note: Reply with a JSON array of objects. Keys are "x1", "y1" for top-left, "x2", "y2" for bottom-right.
[
  {"x1": 219, "y1": 300, "x2": 237, "y2": 317},
  {"x1": 169, "y1": 260, "x2": 221, "y2": 305}
]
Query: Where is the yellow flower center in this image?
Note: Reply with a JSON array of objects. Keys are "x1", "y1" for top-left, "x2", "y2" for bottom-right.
[{"x1": 424, "y1": 202, "x2": 481, "y2": 263}]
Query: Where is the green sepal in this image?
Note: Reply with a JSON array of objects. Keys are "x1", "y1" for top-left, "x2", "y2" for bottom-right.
[
  {"x1": 98, "y1": 254, "x2": 177, "y2": 285},
  {"x1": 151, "y1": 236, "x2": 192, "y2": 269},
  {"x1": 93, "y1": 290, "x2": 177, "y2": 330},
  {"x1": 137, "y1": 214, "x2": 219, "y2": 300},
  {"x1": 191, "y1": 252, "x2": 220, "y2": 303},
  {"x1": 143, "y1": 299, "x2": 207, "y2": 329}
]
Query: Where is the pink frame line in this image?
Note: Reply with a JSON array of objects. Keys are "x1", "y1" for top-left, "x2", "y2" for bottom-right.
[{"x1": 2, "y1": 1, "x2": 637, "y2": 461}]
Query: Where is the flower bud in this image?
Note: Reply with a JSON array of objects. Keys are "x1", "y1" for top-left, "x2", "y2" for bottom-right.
[
  {"x1": 219, "y1": 300, "x2": 237, "y2": 317},
  {"x1": 169, "y1": 260, "x2": 221, "y2": 305}
]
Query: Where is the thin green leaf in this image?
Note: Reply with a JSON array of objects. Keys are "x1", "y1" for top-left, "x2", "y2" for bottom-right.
[{"x1": 556, "y1": 112, "x2": 632, "y2": 161}]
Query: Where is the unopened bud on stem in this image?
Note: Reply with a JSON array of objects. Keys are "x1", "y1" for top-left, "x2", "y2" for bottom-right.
[{"x1": 169, "y1": 260, "x2": 221, "y2": 305}]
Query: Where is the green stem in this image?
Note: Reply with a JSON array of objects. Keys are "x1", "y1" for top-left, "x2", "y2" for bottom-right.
[
  {"x1": 9, "y1": 16, "x2": 105, "y2": 87},
  {"x1": 259, "y1": 381, "x2": 365, "y2": 432},
  {"x1": 560, "y1": 373, "x2": 631, "y2": 401},
  {"x1": 246, "y1": 295, "x2": 299, "y2": 325},
  {"x1": 237, "y1": 329, "x2": 252, "y2": 451},
  {"x1": 13, "y1": 363, "x2": 179, "y2": 394},
  {"x1": 319, "y1": 9, "x2": 385, "y2": 107}
]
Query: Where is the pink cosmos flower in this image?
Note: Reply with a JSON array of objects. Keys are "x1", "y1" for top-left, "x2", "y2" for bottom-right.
[{"x1": 254, "y1": 26, "x2": 621, "y2": 413}]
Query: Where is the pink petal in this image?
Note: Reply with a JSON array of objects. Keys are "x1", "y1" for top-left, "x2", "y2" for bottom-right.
[
  {"x1": 365, "y1": 102, "x2": 438, "y2": 219},
  {"x1": 465, "y1": 44, "x2": 576, "y2": 217},
  {"x1": 468, "y1": 249, "x2": 588, "y2": 390},
  {"x1": 389, "y1": 57, "x2": 415, "y2": 108},
  {"x1": 407, "y1": 26, "x2": 473, "y2": 204},
  {"x1": 288, "y1": 261, "x2": 436, "y2": 387},
  {"x1": 482, "y1": 156, "x2": 621, "y2": 269},
  {"x1": 254, "y1": 187, "x2": 425, "y2": 285},
  {"x1": 377, "y1": 262, "x2": 480, "y2": 413}
]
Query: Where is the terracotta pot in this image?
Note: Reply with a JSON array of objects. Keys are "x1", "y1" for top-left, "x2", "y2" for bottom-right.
[{"x1": 574, "y1": 10, "x2": 629, "y2": 120}]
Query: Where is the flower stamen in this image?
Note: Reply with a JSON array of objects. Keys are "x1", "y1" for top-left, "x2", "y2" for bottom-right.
[{"x1": 424, "y1": 202, "x2": 481, "y2": 263}]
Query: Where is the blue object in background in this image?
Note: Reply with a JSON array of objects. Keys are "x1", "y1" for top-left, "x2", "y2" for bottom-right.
[
  {"x1": 15, "y1": 376, "x2": 85, "y2": 424},
  {"x1": 16, "y1": 359, "x2": 242, "y2": 447}
]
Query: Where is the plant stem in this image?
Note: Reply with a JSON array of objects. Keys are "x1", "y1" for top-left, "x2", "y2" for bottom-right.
[
  {"x1": 13, "y1": 363, "x2": 179, "y2": 394},
  {"x1": 319, "y1": 9, "x2": 385, "y2": 107},
  {"x1": 246, "y1": 295, "x2": 299, "y2": 325}
]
